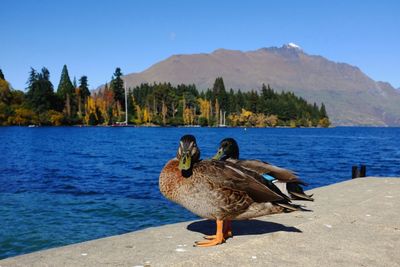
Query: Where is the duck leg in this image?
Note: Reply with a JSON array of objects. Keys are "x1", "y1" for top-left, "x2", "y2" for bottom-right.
[
  {"x1": 195, "y1": 220, "x2": 225, "y2": 247},
  {"x1": 203, "y1": 220, "x2": 233, "y2": 240},
  {"x1": 225, "y1": 220, "x2": 232, "y2": 237}
]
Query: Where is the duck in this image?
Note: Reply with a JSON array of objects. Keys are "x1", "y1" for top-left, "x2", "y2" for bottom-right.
[
  {"x1": 213, "y1": 138, "x2": 313, "y2": 201},
  {"x1": 159, "y1": 135, "x2": 304, "y2": 247}
]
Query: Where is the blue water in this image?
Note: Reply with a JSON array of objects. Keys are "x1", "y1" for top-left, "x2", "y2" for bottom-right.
[{"x1": 0, "y1": 127, "x2": 399, "y2": 259}]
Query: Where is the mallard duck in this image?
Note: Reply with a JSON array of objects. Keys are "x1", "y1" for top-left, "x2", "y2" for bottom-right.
[
  {"x1": 213, "y1": 138, "x2": 313, "y2": 201},
  {"x1": 159, "y1": 135, "x2": 303, "y2": 247}
]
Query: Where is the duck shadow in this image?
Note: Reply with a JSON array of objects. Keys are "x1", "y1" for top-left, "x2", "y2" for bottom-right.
[{"x1": 187, "y1": 219, "x2": 301, "y2": 236}]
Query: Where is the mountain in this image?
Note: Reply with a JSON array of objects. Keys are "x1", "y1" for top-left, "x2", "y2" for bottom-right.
[{"x1": 121, "y1": 44, "x2": 400, "y2": 126}]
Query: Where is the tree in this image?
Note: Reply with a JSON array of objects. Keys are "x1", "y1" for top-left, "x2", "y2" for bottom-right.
[
  {"x1": 26, "y1": 67, "x2": 56, "y2": 114},
  {"x1": 73, "y1": 77, "x2": 77, "y2": 88},
  {"x1": 111, "y1": 81, "x2": 330, "y2": 127},
  {"x1": 57, "y1": 65, "x2": 75, "y2": 117},
  {"x1": 48, "y1": 110, "x2": 65, "y2": 126},
  {"x1": 110, "y1": 67, "x2": 124, "y2": 109},
  {"x1": 9, "y1": 107, "x2": 38, "y2": 126},
  {"x1": 320, "y1": 103, "x2": 328, "y2": 118},
  {"x1": 78, "y1": 76, "x2": 90, "y2": 116},
  {"x1": 79, "y1": 76, "x2": 90, "y2": 100},
  {"x1": 0, "y1": 76, "x2": 12, "y2": 104},
  {"x1": 0, "y1": 69, "x2": 5, "y2": 80},
  {"x1": 212, "y1": 77, "x2": 228, "y2": 112},
  {"x1": 84, "y1": 96, "x2": 97, "y2": 125},
  {"x1": 259, "y1": 84, "x2": 273, "y2": 114},
  {"x1": 198, "y1": 98, "x2": 211, "y2": 123},
  {"x1": 26, "y1": 68, "x2": 37, "y2": 90}
]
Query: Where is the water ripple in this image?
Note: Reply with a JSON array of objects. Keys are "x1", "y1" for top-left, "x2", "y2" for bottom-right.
[{"x1": 0, "y1": 126, "x2": 399, "y2": 259}]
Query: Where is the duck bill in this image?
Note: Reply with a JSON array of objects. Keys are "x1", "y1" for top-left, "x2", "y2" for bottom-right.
[
  {"x1": 212, "y1": 148, "x2": 224, "y2": 160},
  {"x1": 178, "y1": 153, "x2": 191, "y2": 170}
]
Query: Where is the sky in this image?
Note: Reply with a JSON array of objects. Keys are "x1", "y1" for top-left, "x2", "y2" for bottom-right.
[{"x1": 1, "y1": 0, "x2": 399, "y2": 90}]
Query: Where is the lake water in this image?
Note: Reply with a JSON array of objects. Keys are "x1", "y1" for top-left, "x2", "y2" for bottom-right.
[{"x1": 0, "y1": 126, "x2": 399, "y2": 259}]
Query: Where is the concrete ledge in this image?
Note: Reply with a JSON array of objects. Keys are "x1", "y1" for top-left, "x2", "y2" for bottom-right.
[{"x1": 1, "y1": 177, "x2": 399, "y2": 266}]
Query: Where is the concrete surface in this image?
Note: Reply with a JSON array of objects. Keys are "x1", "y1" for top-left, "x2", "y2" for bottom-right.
[{"x1": 1, "y1": 177, "x2": 399, "y2": 267}]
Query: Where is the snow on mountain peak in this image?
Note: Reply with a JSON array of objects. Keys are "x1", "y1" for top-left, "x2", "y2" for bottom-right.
[{"x1": 287, "y1": 43, "x2": 301, "y2": 49}]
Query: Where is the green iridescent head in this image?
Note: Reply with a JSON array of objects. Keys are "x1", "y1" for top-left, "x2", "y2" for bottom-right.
[
  {"x1": 176, "y1": 135, "x2": 200, "y2": 171},
  {"x1": 213, "y1": 138, "x2": 239, "y2": 160}
]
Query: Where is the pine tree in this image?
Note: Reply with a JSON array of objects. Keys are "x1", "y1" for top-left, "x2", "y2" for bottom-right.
[
  {"x1": 57, "y1": 65, "x2": 75, "y2": 117},
  {"x1": 259, "y1": 84, "x2": 269, "y2": 114},
  {"x1": 227, "y1": 88, "x2": 236, "y2": 114},
  {"x1": 0, "y1": 69, "x2": 5, "y2": 80},
  {"x1": 110, "y1": 67, "x2": 124, "y2": 109},
  {"x1": 73, "y1": 77, "x2": 77, "y2": 88},
  {"x1": 236, "y1": 89, "x2": 245, "y2": 112},
  {"x1": 26, "y1": 68, "x2": 37, "y2": 89},
  {"x1": 212, "y1": 77, "x2": 227, "y2": 111},
  {"x1": 79, "y1": 76, "x2": 90, "y2": 100},
  {"x1": 75, "y1": 76, "x2": 89, "y2": 117},
  {"x1": 320, "y1": 102, "x2": 328, "y2": 118},
  {"x1": 57, "y1": 65, "x2": 74, "y2": 99},
  {"x1": 26, "y1": 67, "x2": 56, "y2": 113}
]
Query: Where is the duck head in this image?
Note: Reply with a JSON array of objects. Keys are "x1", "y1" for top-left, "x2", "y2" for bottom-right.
[
  {"x1": 213, "y1": 138, "x2": 239, "y2": 160},
  {"x1": 177, "y1": 135, "x2": 201, "y2": 171}
]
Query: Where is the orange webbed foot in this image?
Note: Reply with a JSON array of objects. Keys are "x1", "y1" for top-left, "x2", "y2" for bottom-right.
[
  {"x1": 194, "y1": 237, "x2": 225, "y2": 247},
  {"x1": 195, "y1": 219, "x2": 225, "y2": 247},
  {"x1": 203, "y1": 219, "x2": 233, "y2": 240}
]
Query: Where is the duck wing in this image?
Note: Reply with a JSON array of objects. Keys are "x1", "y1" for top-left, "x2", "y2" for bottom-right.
[
  {"x1": 192, "y1": 160, "x2": 286, "y2": 203},
  {"x1": 228, "y1": 159, "x2": 303, "y2": 183},
  {"x1": 227, "y1": 159, "x2": 314, "y2": 201}
]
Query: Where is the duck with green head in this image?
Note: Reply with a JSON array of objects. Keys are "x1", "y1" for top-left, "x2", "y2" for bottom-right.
[
  {"x1": 159, "y1": 135, "x2": 303, "y2": 247},
  {"x1": 213, "y1": 138, "x2": 313, "y2": 201}
]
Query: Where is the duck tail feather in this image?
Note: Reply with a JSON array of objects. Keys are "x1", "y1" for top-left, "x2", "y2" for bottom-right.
[
  {"x1": 287, "y1": 183, "x2": 314, "y2": 201},
  {"x1": 275, "y1": 201, "x2": 310, "y2": 212}
]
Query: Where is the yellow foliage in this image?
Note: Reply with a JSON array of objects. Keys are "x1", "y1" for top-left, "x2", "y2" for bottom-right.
[
  {"x1": 84, "y1": 97, "x2": 97, "y2": 125},
  {"x1": 228, "y1": 113, "x2": 239, "y2": 127},
  {"x1": 8, "y1": 108, "x2": 37, "y2": 125},
  {"x1": 319, "y1": 117, "x2": 330, "y2": 128},
  {"x1": 143, "y1": 107, "x2": 152, "y2": 124},
  {"x1": 240, "y1": 108, "x2": 253, "y2": 118},
  {"x1": 266, "y1": 115, "x2": 278, "y2": 127},
  {"x1": 183, "y1": 107, "x2": 195, "y2": 125},
  {"x1": 197, "y1": 98, "x2": 210, "y2": 120},
  {"x1": 96, "y1": 97, "x2": 110, "y2": 124},
  {"x1": 0, "y1": 79, "x2": 11, "y2": 103},
  {"x1": 48, "y1": 110, "x2": 64, "y2": 126},
  {"x1": 254, "y1": 113, "x2": 267, "y2": 127},
  {"x1": 183, "y1": 107, "x2": 191, "y2": 125},
  {"x1": 228, "y1": 110, "x2": 278, "y2": 128}
]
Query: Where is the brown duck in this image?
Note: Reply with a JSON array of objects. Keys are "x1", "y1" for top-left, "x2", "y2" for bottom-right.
[
  {"x1": 213, "y1": 138, "x2": 314, "y2": 201},
  {"x1": 159, "y1": 135, "x2": 303, "y2": 247}
]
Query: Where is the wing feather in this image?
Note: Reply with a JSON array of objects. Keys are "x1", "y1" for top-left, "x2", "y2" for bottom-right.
[{"x1": 193, "y1": 160, "x2": 285, "y2": 203}]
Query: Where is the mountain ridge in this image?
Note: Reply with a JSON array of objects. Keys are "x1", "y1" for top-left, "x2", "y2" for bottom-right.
[{"x1": 118, "y1": 44, "x2": 400, "y2": 126}]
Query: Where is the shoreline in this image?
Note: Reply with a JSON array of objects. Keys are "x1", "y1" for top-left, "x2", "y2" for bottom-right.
[
  {"x1": 7, "y1": 124, "x2": 400, "y2": 128},
  {"x1": 1, "y1": 177, "x2": 399, "y2": 266}
]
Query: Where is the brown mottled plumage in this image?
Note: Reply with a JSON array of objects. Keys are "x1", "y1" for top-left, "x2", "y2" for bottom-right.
[
  {"x1": 159, "y1": 135, "x2": 302, "y2": 247},
  {"x1": 213, "y1": 138, "x2": 314, "y2": 201}
]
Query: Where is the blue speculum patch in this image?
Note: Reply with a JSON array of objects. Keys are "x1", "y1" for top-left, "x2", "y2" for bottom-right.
[{"x1": 262, "y1": 173, "x2": 275, "y2": 181}]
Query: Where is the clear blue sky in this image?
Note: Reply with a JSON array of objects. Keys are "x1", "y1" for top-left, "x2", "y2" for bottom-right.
[{"x1": 1, "y1": 0, "x2": 399, "y2": 90}]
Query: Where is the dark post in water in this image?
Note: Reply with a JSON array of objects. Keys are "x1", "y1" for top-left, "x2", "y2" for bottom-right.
[{"x1": 352, "y1": 165, "x2": 367, "y2": 179}]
